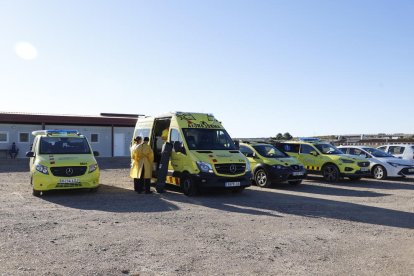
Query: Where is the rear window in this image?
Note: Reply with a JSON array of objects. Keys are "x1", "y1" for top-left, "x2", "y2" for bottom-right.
[
  {"x1": 389, "y1": 146, "x2": 405, "y2": 155},
  {"x1": 279, "y1": 143, "x2": 299, "y2": 153}
]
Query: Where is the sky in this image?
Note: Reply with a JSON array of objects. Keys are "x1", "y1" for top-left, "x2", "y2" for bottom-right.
[{"x1": 1, "y1": 0, "x2": 413, "y2": 138}]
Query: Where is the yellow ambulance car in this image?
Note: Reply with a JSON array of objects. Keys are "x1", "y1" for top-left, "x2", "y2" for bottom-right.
[
  {"x1": 26, "y1": 130, "x2": 100, "y2": 196},
  {"x1": 133, "y1": 112, "x2": 251, "y2": 195}
]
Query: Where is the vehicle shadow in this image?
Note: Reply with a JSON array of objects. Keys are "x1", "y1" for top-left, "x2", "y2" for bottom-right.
[
  {"x1": 169, "y1": 188, "x2": 414, "y2": 229},
  {"x1": 274, "y1": 183, "x2": 389, "y2": 198},
  {"x1": 39, "y1": 184, "x2": 180, "y2": 213},
  {"x1": 305, "y1": 176, "x2": 414, "y2": 190}
]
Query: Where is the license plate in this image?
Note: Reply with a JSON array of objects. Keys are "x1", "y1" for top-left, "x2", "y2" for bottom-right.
[
  {"x1": 408, "y1": 168, "x2": 414, "y2": 173},
  {"x1": 225, "y1": 182, "x2": 241, "y2": 187},
  {"x1": 292, "y1": 172, "x2": 304, "y2": 176},
  {"x1": 360, "y1": 167, "x2": 369, "y2": 172},
  {"x1": 59, "y1": 178, "x2": 80, "y2": 184}
]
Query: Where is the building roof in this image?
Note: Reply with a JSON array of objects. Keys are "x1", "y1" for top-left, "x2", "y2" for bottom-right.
[{"x1": 0, "y1": 112, "x2": 137, "y2": 127}]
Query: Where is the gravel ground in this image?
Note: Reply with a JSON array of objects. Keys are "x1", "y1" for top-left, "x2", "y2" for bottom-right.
[{"x1": 0, "y1": 158, "x2": 413, "y2": 276}]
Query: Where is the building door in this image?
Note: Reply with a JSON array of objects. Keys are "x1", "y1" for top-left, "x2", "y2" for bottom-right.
[{"x1": 114, "y1": 133, "x2": 126, "y2": 156}]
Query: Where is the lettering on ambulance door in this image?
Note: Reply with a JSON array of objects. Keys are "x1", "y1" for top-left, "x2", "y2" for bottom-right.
[{"x1": 170, "y1": 128, "x2": 184, "y2": 172}]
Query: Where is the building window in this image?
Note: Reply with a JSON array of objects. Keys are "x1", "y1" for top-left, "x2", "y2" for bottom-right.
[
  {"x1": 0, "y1": 132, "x2": 8, "y2": 143},
  {"x1": 91, "y1": 134, "x2": 99, "y2": 143},
  {"x1": 19, "y1": 132, "x2": 30, "y2": 143}
]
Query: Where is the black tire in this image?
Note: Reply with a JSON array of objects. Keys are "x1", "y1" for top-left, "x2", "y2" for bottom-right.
[
  {"x1": 288, "y1": 180, "x2": 302, "y2": 185},
  {"x1": 33, "y1": 189, "x2": 41, "y2": 197},
  {"x1": 254, "y1": 168, "x2": 271, "y2": 188},
  {"x1": 181, "y1": 174, "x2": 198, "y2": 196},
  {"x1": 322, "y1": 164, "x2": 340, "y2": 182},
  {"x1": 348, "y1": 176, "x2": 361, "y2": 181},
  {"x1": 372, "y1": 165, "x2": 387, "y2": 180}
]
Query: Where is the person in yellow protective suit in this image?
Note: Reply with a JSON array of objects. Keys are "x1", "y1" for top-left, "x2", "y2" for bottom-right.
[
  {"x1": 161, "y1": 128, "x2": 169, "y2": 142},
  {"x1": 130, "y1": 136, "x2": 142, "y2": 192},
  {"x1": 130, "y1": 136, "x2": 154, "y2": 194}
]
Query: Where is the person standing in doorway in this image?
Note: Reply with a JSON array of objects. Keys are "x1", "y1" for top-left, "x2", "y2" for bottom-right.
[
  {"x1": 130, "y1": 136, "x2": 142, "y2": 192},
  {"x1": 9, "y1": 142, "x2": 19, "y2": 159},
  {"x1": 130, "y1": 136, "x2": 154, "y2": 194}
]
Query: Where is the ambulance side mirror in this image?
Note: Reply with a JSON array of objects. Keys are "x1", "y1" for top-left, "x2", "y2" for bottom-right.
[
  {"x1": 26, "y1": 151, "x2": 35, "y2": 158},
  {"x1": 93, "y1": 151, "x2": 100, "y2": 157},
  {"x1": 173, "y1": 141, "x2": 186, "y2": 154}
]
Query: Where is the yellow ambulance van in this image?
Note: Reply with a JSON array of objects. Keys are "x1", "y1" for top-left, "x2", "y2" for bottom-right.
[
  {"x1": 26, "y1": 130, "x2": 100, "y2": 196},
  {"x1": 133, "y1": 112, "x2": 251, "y2": 195}
]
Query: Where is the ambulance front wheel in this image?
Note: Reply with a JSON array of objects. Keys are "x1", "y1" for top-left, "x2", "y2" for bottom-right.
[
  {"x1": 181, "y1": 174, "x2": 199, "y2": 196},
  {"x1": 32, "y1": 189, "x2": 41, "y2": 197}
]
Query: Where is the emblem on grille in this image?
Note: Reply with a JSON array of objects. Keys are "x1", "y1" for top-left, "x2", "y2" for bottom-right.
[
  {"x1": 66, "y1": 168, "x2": 74, "y2": 176},
  {"x1": 230, "y1": 165, "x2": 237, "y2": 173}
]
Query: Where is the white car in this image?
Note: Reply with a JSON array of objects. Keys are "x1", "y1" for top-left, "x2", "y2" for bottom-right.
[
  {"x1": 377, "y1": 144, "x2": 414, "y2": 161},
  {"x1": 339, "y1": 145, "x2": 414, "y2": 180}
]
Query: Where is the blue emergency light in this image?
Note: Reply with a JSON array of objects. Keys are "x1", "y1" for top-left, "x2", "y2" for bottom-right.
[
  {"x1": 32, "y1": 130, "x2": 80, "y2": 136},
  {"x1": 298, "y1": 137, "x2": 321, "y2": 142}
]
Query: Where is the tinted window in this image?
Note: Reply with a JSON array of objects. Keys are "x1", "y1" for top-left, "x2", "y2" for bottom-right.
[
  {"x1": 389, "y1": 146, "x2": 405, "y2": 155},
  {"x1": 339, "y1": 147, "x2": 348, "y2": 154},
  {"x1": 300, "y1": 144, "x2": 315, "y2": 154},
  {"x1": 91, "y1": 134, "x2": 99, "y2": 143},
  {"x1": 253, "y1": 145, "x2": 288, "y2": 158},
  {"x1": 363, "y1": 147, "x2": 394, "y2": 158},
  {"x1": 240, "y1": 145, "x2": 254, "y2": 157},
  {"x1": 281, "y1": 143, "x2": 300, "y2": 153},
  {"x1": 377, "y1": 146, "x2": 387, "y2": 152},
  {"x1": 348, "y1": 148, "x2": 368, "y2": 157},
  {"x1": 314, "y1": 143, "x2": 343, "y2": 155},
  {"x1": 39, "y1": 137, "x2": 91, "y2": 154}
]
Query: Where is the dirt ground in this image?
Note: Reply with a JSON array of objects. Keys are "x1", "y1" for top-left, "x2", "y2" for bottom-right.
[{"x1": 0, "y1": 158, "x2": 413, "y2": 276}]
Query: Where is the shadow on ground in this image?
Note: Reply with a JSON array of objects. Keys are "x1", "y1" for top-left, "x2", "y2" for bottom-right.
[{"x1": 40, "y1": 180, "x2": 414, "y2": 229}]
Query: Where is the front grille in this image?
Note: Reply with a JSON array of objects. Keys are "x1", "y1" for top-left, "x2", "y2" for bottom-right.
[
  {"x1": 400, "y1": 168, "x2": 414, "y2": 175},
  {"x1": 51, "y1": 166, "x2": 87, "y2": 177},
  {"x1": 358, "y1": 162, "x2": 370, "y2": 167},
  {"x1": 214, "y1": 163, "x2": 245, "y2": 175},
  {"x1": 290, "y1": 165, "x2": 301, "y2": 171},
  {"x1": 56, "y1": 183, "x2": 82, "y2": 188}
]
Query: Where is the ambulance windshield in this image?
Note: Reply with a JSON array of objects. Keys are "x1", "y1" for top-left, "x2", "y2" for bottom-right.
[
  {"x1": 182, "y1": 128, "x2": 237, "y2": 150},
  {"x1": 39, "y1": 137, "x2": 91, "y2": 154}
]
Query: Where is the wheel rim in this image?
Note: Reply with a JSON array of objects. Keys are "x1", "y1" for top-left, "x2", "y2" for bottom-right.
[
  {"x1": 256, "y1": 170, "x2": 267, "y2": 186},
  {"x1": 374, "y1": 167, "x2": 384, "y2": 179},
  {"x1": 324, "y1": 166, "x2": 338, "y2": 182}
]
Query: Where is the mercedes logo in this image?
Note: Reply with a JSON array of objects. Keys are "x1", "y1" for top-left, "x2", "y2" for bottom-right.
[
  {"x1": 66, "y1": 168, "x2": 74, "y2": 176},
  {"x1": 229, "y1": 164, "x2": 237, "y2": 173}
]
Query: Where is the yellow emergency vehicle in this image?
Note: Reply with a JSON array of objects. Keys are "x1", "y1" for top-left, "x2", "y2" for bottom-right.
[
  {"x1": 133, "y1": 112, "x2": 251, "y2": 195},
  {"x1": 240, "y1": 142, "x2": 306, "y2": 187},
  {"x1": 26, "y1": 130, "x2": 100, "y2": 196},
  {"x1": 276, "y1": 138, "x2": 370, "y2": 182}
]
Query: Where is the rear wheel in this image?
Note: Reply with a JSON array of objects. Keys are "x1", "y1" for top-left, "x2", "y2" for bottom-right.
[
  {"x1": 322, "y1": 164, "x2": 340, "y2": 182},
  {"x1": 255, "y1": 169, "x2": 271, "y2": 188},
  {"x1": 288, "y1": 180, "x2": 302, "y2": 185},
  {"x1": 181, "y1": 175, "x2": 199, "y2": 196},
  {"x1": 372, "y1": 165, "x2": 387, "y2": 180}
]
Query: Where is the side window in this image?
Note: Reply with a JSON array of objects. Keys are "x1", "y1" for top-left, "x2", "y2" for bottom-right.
[
  {"x1": 0, "y1": 131, "x2": 8, "y2": 143},
  {"x1": 90, "y1": 134, "x2": 99, "y2": 143},
  {"x1": 19, "y1": 132, "x2": 30, "y2": 143},
  {"x1": 282, "y1": 143, "x2": 299, "y2": 153},
  {"x1": 378, "y1": 146, "x2": 386, "y2": 152},
  {"x1": 240, "y1": 145, "x2": 254, "y2": 157},
  {"x1": 339, "y1": 148, "x2": 348, "y2": 154},
  {"x1": 389, "y1": 146, "x2": 405, "y2": 155},
  {"x1": 170, "y1": 128, "x2": 183, "y2": 143},
  {"x1": 300, "y1": 144, "x2": 315, "y2": 154},
  {"x1": 349, "y1": 148, "x2": 364, "y2": 156},
  {"x1": 135, "y1": 128, "x2": 151, "y2": 140}
]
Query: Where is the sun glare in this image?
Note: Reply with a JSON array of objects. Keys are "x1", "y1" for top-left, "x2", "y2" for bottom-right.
[{"x1": 15, "y1": 42, "x2": 38, "y2": 60}]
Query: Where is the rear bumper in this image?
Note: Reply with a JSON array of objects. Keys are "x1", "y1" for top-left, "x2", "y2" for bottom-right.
[{"x1": 193, "y1": 172, "x2": 252, "y2": 189}]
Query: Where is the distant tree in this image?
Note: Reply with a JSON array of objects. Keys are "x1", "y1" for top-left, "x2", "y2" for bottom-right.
[
  {"x1": 283, "y1": 132, "x2": 293, "y2": 140},
  {"x1": 276, "y1": 133, "x2": 284, "y2": 140}
]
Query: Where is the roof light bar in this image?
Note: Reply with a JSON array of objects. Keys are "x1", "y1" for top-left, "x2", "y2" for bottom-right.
[
  {"x1": 32, "y1": 130, "x2": 80, "y2": 136},
  {"x1": 298, "y1": 137, "x2": 321, "y2": 142}
]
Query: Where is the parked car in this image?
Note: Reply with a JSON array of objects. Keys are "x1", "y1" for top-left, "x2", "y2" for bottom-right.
[
  {"x1": 239, "y1": 142, "x2": 306, "y2": 187},
  {"x1": 377, "y1": 144, "x2": 414, "y2": 161},
  {"x1": 276, "y1": 138, "x2": 370, "y2": 182},
  {"x1": 339, "y1": 146, "x2": 414, "y2": 180}
]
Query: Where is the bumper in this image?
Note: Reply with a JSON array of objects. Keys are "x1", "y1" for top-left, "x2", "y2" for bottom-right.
[
  {"x1": 340, "y1": 169, "x2": 371, "y2": 178},
  {"x1": 267, "y1": 166, "x2": 307, "y2": 182},
  {"x1": 193, "y1": 172, "x2": 252, "y2": 189},
  {"x1": 32, "y1": 170, "x2": 100, "y2": 191}
]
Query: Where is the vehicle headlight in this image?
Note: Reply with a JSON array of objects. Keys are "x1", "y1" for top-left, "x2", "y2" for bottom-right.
[
  {"x1": 340, "y1": 158, "x2": 355, "y2": 164},
  {"x1": 89, "y1": 163, "x2": 99, "y2": 173},
  {"x1": 387, "y1": 162, "x2": 403, "y2": 168},
  {"x1": 245, "y1": 161, "x2": 251, "y2": 172},
  {"x1": 35, "y1": 164, "x2": 49, "y2": 175},
  {"x1": 196, "y1": 161, "x2": 213, "y2": 173}
]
